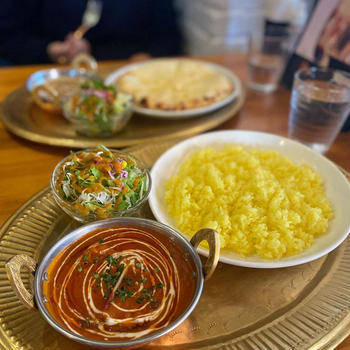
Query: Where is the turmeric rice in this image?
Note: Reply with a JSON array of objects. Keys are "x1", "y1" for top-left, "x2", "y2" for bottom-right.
[{"x1": 165, "y1": 145, "x2": 333, "y2": 259}]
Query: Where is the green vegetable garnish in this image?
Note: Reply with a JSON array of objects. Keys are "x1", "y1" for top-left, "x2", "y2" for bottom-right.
[
  {"x1": 90, "y1": 167, "x2": 101, "y2": 178},
  {"x1": 106, "y1": 255, "x2": 118, "y2": 267}
]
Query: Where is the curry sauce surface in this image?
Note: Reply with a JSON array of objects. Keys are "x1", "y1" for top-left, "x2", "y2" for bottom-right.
[{"x1": 43, "y1": 225, "x2": 196, "y2": 341}]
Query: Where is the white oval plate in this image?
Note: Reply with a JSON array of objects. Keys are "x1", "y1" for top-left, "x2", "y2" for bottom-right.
[
  {"x1": 149, "y1": 130, "x2": 350, "y2": 268},
  {"x1": 105, "y1": 59, "x2": 241, "y2": 119}
]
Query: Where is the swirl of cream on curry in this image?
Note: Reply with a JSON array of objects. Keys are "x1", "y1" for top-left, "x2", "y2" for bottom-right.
[{"x1": 43, "y1": 225, "x2": 196, "y2": 341}]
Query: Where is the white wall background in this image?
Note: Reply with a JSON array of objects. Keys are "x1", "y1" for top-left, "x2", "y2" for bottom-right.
[{"x1": 176, "y1": 0, "x2": 315, "y2": 56}]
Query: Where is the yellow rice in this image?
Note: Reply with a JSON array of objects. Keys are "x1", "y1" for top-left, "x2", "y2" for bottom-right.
[{"x1": 165, "y1": 145, "x2": 333, "y2": 259}]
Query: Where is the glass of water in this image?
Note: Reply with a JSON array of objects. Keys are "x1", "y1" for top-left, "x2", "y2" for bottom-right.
[
  {"x1": 247, "y1": 34, "x2": 293, "y2": 93},
  {"x1": 288, "y1": 67, "x2": 350, "y2": 154}
]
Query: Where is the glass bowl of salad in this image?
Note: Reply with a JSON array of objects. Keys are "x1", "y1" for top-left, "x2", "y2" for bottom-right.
[
  {"x1": 62, "y1": 80, "x2": 133, "y2": 137},
  {"x1": 51, "y1": 145, "x2": 151, "y2": 222}
]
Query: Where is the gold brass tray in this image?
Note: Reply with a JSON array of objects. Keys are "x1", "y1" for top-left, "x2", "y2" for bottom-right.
[
  {"x1": 0, "y1": 141, "x2": 349, "y2": 350},
  {"x1": 0, "y1": 82, "x2": 244, "y2": 148}
]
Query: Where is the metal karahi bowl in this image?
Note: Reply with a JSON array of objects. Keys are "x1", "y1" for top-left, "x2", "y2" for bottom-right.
[
  {"x1": 27, "y1": 68, "x2": 100, "y2": 112},
  {"x1": 50, "y1": 148, "x2": 151, "y2": 223},
  {"x1": 5, "y1": 218, "x2": 219, "y2": 349}
]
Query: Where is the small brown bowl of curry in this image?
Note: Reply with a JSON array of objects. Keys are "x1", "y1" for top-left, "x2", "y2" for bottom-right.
[
  {"x1": 5, "y1": 217, "x2": 219, "y2": 349},
  {"x1": 27, "y1": 54, "x2": 99, "y2": 113}
]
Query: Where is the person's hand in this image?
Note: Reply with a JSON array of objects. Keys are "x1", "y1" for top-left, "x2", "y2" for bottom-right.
[
  {"x1": 47, "y1": 33, "x2": 91, "y2": 64},
  {"x1": 129, "y1": 53, "x2": 151, "y2": 62}
]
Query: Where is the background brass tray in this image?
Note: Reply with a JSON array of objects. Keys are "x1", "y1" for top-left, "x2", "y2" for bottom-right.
[
  {"x1": 0, "y1": 141, "x2": 349, "y2": 350},
  {"x1": 0, "y1": 81, "x2": 244, "y2": 148}
]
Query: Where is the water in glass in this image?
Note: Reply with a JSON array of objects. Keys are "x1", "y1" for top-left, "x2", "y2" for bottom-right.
[{"x1": 289, "y1": 80, "x2": 350, "y2": 154}]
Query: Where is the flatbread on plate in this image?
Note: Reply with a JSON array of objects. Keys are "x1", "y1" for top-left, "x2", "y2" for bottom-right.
[{"x1": 116, "y1": 59, "x2": 234, "y2": 111}]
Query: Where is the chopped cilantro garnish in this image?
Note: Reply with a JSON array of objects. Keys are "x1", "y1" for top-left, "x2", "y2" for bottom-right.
[
  {"x1": 81, "y1": 318, "x2": 91, "y2": 328},
  {"x1": 114, "y1": 286, "x2": 134, "y2": 302},
  {"x1": 117, "y1": 263, "x2": 125, "y2": 272},
  {"x1": 106, "y1": 255, "x2": 118, "y2": 266},
  {"x1": 123, "y1": 277, "x2": 132, "y2": 286}
]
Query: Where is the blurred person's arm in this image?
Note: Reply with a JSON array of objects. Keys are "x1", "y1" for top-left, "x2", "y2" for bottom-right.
[
  {"x1": 47, "y1": 34, "x2": 91, "y2": 64},
  {"x1": 0, "y1": 0, "x2": 52, "y2": 65}
]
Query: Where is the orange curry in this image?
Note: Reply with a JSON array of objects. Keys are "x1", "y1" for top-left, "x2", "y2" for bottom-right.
[{"x1": 43, "y1": 225, "x2": 196, "y2": 341}]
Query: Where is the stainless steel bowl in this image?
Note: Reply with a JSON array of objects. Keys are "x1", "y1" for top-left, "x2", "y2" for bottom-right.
[
  {"x1": 6, "y1": 218, "x2": 219, "y2": 349},
  {"x1": 27, "y1": 67, "x2": 100, "y2": 112}
]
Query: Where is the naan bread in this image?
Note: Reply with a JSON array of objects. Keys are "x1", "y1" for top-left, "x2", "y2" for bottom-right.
[{"x1": 117, "y1": 59, "x2": 234, "y2": 110}]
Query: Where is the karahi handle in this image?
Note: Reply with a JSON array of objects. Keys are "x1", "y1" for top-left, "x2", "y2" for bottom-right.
[
  {"x1": 32, "y1": 84, "x2": 61, "y2": 112},
  {"x1": 71, "y1": 53, "x2": 98, "y2": 72},
  {"x1": 190, "y1": 228, "x2": 220, "y2": 281},
  {"x1": 5, "y1": 255, "x2": 37, "y2": 310}
]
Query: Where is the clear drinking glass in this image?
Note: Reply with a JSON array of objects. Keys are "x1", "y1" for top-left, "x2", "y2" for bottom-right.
[
  {"x1": 248, "y1": 34, "x2": 292, "y2": 93},
  {"x1": 288, "y1": 67, "x2": 350, "y2": 154}
]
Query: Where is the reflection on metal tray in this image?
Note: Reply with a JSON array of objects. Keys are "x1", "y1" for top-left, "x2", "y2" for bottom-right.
[
  {"x1": 0, "y1": 140, "x2": 349, "y2": 350},
  {"x1": 0, "y1": 82, "x2": 244, "y2": 148}
]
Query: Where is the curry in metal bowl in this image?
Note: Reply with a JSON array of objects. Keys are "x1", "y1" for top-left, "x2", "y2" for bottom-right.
[
  {"x1": 44, "y1": 225, "x2": 195, "y2": 341},
  {"x1": 6, "y1": 218, "x2": 219, "y2": 348}
]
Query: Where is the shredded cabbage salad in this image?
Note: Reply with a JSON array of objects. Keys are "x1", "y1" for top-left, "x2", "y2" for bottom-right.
[
  {"x1": 65, "y1": 79, "x2": 132, "y2": 135},
  {"x1": 55, "y1": 145, "x2": 148, "y2": 218}
]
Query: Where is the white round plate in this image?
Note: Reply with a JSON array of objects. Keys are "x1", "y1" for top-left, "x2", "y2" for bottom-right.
[
  {"x1": 149, "y1": 130, "x2": 350, "y2": 268},
  {"x1": 105, "y1": 59, "x2": 241, "y2": 119}
]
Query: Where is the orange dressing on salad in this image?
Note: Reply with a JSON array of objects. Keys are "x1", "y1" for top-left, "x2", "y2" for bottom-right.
[{"x1": 55, "y1": 146, "x2": 148, "y2": 218}]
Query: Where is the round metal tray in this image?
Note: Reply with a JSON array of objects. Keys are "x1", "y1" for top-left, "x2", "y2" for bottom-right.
[
  {"x1": 0, "y1": 140, "x2": 349, "y2": 350},
  {"x1": 0, "y1": 81, "x2": 244, "y2": 148}
]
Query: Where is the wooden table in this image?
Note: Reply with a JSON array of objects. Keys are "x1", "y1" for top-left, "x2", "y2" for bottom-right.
[{"x1": 0, "y1": 55, "x2": 349, "y2": 350}]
